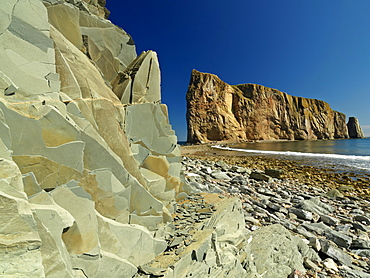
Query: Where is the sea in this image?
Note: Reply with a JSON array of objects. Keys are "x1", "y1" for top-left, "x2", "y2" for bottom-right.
[{"x1": 210, "y1": 138, "x2": 370, "y2": 175}]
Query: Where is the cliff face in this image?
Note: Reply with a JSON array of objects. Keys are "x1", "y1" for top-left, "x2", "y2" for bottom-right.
[
  {"x1": 0, "y1": 1, "x2": 183, "y2": 276},
  {"x1": 187, "y1": 70, "x2": 350, "y2": 143},
  {"x1": 347, "y1": 117, "x2": 365, "y2": 138}
]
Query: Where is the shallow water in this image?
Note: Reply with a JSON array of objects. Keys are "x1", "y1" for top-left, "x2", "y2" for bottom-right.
[{"x1": 213, "y1": 138, "x2": 370, "y2": 174}]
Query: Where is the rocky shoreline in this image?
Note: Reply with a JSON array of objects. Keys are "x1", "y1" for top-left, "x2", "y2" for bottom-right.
[
  {"x1": 181, "y1": 144, "x2": 370, "y2": 199},
  {"x1": 181, "y1": 145, "x2": 370, "y2": 277}
]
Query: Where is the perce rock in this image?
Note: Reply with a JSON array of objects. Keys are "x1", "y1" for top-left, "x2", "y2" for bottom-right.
[{"x1": 186, "y1": 70, "x2": 355, "y2": 143}]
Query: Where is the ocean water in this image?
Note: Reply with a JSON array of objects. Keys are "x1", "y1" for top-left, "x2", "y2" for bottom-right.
[{"x1": 213, "y1": 138, "x2": 370, "y2": 175}]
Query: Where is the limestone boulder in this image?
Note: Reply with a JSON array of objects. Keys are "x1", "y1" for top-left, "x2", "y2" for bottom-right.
[{"x1": 243, "y1": 224, "x2": 320, "y2": 278}]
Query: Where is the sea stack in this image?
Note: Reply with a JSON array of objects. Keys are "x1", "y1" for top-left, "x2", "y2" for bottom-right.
[
  {"x1": 186, "y1": 69, "x2": 350, "y2": 143},
  {"x1": 347, "y1": 117, "x2": 365, "y2": 138}
]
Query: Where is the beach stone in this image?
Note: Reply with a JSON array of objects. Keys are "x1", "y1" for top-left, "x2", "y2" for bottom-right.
[
  {"x1": 277, "y1": 190, "x2": 291, "y2": 199},
  {"x1": 209, "y1": 186, "x2": 224, "y2": 194},
  {"x1": 230, "y1": 165, "x2": 251, "y2": 174},
  {"x1": 291, "y1": 196, "x2": 305, "y2": 203},
  {"x1": 289, "y1": 208, "x2": 313, "y2": 221},
  {"x1": 265, "y1": 169, "x2": 284, "y2": 178},
  {"x1": 266, "y1": 201, "x2": 282, "y2": 212},
  {"x1": 352, "y1": 221, "x2": 370, "y2": 232},
  {"x1": 227, "y1": 186, "x2": 239, "y2": 193},
  {"x1": 231, "y1": 175, "x2": 247, "y2": 185},
  {"x1": 200, "y1": 166, "x2": 213, "y2": 174},
  {"x1": 211, "y1": 171, "x2": 230, "y2": 180},
  {"x1": 352, "y1": 249, "x2": 370, "y2": 259},
  {"x1": 250, "y1": 171, "x2": 272, "y2": 182},
  {"x1": 301, "y1": 222, "x2": 331, "y2": 235},
  {"x1": 244, "y1": 216, "x2": 261, "y2": 226},
  {"x1": 256, "y1": 188, "x2": 276, "y2": 197},
  {"x1": 319, "y1": 239, "x2": 353, "y2": 266},
  {"x1": 294, "y1": 227, "x2": 315, "y2": 239},
  {"x1": 324, "y1": 229, "x2": 353, "y2": 249},
  {"x1": 326, "y1": 189, "x2": 344, "y2": 199},
  {"x1": 323, "y1": 258, "x2": 338, "y2": 272},
  {"x1": 308, "y1": 237, "x2": 321, "y2": 252},
  {"x1": 350, "y1": 209, "x2": 365, "y2": 215},
  {"x1": 303, "y1": 257, "x2": 320, "y2": 271},
  {"x1": 215, "y1": 160, "x2": 229, "y2": 170},
  {"x1": 337, "y1": 185, "x2": 355, "y2": 192},
  {"x1": 351, "y1": 238, "x2": 370, "y2": 250},
  {"x1": 189, "y1": 181, "x2": 210, "y2": 193},
  {"x1": 336, "y1": 224, "x2": 353, "y2": 232},
  {"x1": 298, "y1": 197, "x2": 335, "y2": 215},
  {"x1": 288, "y1": 269, "x2": 305, "y2": 278},
  {"x1": 280, "y1": 220, "x2": 297, "y2": 231},
  {"x1": 320, "y1": 215, "x2": 340, "y2": 226},
  {"x1": 353, "y1": 215, "x2": 370, "y2": 225},
  {"x1": 243, "y1": 224, "x2": 320, "y2": 277},
  {"x1": 340, "y1": 268, "x2": 370, "y2": 278}
]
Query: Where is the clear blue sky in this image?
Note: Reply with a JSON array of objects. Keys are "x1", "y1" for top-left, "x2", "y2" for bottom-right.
[{"x1": 106, "y1": 0, "x2": 370, "y2": 141}]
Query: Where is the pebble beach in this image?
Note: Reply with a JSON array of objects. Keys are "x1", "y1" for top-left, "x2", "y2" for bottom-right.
[{"x1": 181, "y1": 144, "x2": 370, "y2": 277}]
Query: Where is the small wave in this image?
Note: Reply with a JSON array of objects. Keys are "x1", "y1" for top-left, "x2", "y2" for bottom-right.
[
  {"x1": 212, "y1": 145, "x2": 370, "y2": 172},
  {"x1": 212, "y1": 145, "x2": 370, "y2": 161}
]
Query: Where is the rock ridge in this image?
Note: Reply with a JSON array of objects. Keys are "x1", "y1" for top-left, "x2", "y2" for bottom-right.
[{"x1": 186, "y1": 69, "x2": 363, "y2": 143}]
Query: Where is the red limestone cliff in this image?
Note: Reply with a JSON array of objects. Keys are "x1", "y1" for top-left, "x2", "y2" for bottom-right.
[{"x1": 186, "y1": 70, "x2": 350, "y2": 143}]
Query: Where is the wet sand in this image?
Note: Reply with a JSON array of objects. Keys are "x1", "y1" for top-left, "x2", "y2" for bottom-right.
[{"x1": 181, "y1": 144, "x2": 370, "y2": 200}]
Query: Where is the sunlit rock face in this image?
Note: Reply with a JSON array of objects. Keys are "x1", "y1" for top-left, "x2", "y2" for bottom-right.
[
  {"x1": 0, "y1": 0, "x2": 183, "y2": 276},
  {"x1": 186, "y1": 70, "x2": 350, "y2": 143},
  {"x1": 347, "y1": 117, "x2": 365, "y2": 138}
]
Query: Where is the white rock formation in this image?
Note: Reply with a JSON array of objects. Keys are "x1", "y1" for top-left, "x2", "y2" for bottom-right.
[{"x1": 0, "y1": 0, "x2": 184, "y2": 276}]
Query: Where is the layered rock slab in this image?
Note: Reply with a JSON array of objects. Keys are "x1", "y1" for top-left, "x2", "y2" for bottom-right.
[{"x1": 186, "y1": 69, "x2": 352, "y2": 143}]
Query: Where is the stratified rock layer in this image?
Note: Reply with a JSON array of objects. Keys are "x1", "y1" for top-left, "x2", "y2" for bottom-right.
[
  {"x1": 347, "y1": 117, "x2": 365, "y2": 138},
  {"x1": 186, "y1": 70, "x2": 350, "y2": 143}
]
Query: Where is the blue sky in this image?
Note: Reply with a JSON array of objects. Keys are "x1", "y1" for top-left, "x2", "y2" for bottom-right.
[{"x1": 106, "y1": 1, "x2": 370, "y2": 140}]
